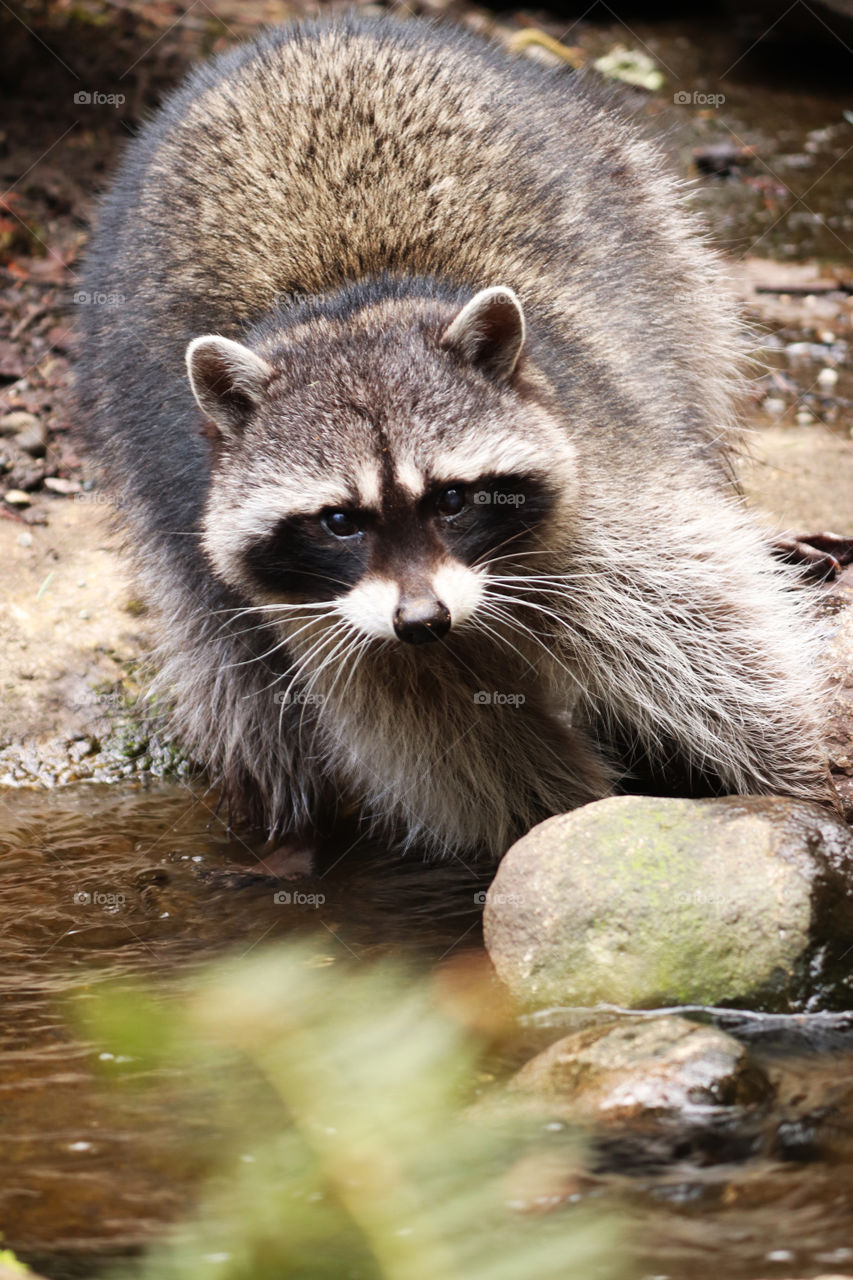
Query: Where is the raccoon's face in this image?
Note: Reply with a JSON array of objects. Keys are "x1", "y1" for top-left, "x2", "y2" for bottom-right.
[{"x1": 190, "y1": 287, "x2": 577, "y2": 646}]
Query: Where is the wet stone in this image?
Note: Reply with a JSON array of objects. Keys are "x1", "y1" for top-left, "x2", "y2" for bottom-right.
[
  {"x1": 484, "y1": 795, "x2": 853, "y2": 1012},
  {"x1": 509, "y1": 1015, "x2": 772, "y2": 1125}
]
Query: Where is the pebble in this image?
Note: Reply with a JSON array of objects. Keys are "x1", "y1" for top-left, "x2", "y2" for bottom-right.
[
  {"x1": 4, "y1": 490, "x2": 31, "y2": 507},
  {"x1": 0, "y1": 411, "x2": 39, "y2": 436},
  {"x1": 44, "y1": 476, "x2": 81, "y2": 495},
  {"x1": 16, "y1": 421, "x2": 47, "y2": 457},
  {"x1": 818, "y1": 367, "x2": 839, "y2": 390}
]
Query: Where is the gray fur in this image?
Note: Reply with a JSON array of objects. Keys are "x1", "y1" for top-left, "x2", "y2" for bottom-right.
[{"x1": 76, "y1": 13, "x2": 833, "y2": 858}]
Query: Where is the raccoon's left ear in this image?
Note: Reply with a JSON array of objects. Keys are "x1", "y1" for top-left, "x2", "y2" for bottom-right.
[
  {"x1": 186, "y1": 335, "x2": 274, "y2": 440},
  {"x1": 440, "y1": 286, "x2": 525, "y2": 382}
]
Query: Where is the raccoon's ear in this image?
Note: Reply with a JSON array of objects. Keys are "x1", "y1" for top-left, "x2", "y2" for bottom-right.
[
  {"x1": 440, "y1": 286, "x2": 525, "y2": 382},
  {"x1": 186, "y1": 335, "x2": 273, "y2": 440}
]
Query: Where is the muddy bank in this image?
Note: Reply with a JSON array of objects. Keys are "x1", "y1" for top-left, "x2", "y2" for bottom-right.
[{"x1": 0, "y1": 498, "x2": 184, "y2": 786}]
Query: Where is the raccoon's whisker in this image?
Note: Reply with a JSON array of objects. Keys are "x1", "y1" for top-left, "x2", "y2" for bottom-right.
[
  {"x1": 274, "y1": 629, "x2": 347, "y2": 739},
  {"x1": 486, "y1": 580, "x2": 589, "y2": 611},
  {"x1": 210, "y1": 601, "x2": 337, "y2": 642},
  {"x1": 477, "y1": 602, "x2": 558, "y2": 669},
  {"x1": 483, "y1": 590, "x2": 581, "y2": 639},
  {"x1": 468, "y1": 609, "x2": 539, "y2": 679},
  {"x1": 254, "y1": 620, "x2": 347, "y2": 703},
  {"x1": 285, "y1": 621, "x2": 349, "y2": 687},
  {"x1": 480, "y1": 548, "x2": 559, "y2": 565},
  {"x1": 478, "y1": 596, "x2": 552, "y2": 640},
  {"x1": 302, "y1": 628, "x2": 375, "y2": 753},
  {"x1": 271, "y1": 622, "x2": 352, "y2": 733},
  {"x1": 486, "y1": 572, "x2": 593, "y2": 589},
  {"x1": 298, "y1": 624, "x2": 358, "y2": 716},
  {"x1": 469, "y1": 527, "x2": 547, "y2": 570},
  {"x1": 335, "y1": 633, "x2": 385, "y2": 706},
  {"x1": 221, "y1": 614, "x2": 335, "y2": 663},
  {"x1": 295, "y1": 625, "x2": 368, "y2": 748},
  {"x1": 211, "y1": 600, "x2": 339, "y2": 619},
  {"x1": 478, "y1": 597, "x2": 582, "y2": 689}
]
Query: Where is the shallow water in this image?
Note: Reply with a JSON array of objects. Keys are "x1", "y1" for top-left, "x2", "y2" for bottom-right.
[
  {"x1": 0, "y1": 783, "x2": 497, "y2": 1275},
  {"x1": 3, "y1": 784, "x2": 853, "y2": 1279}
]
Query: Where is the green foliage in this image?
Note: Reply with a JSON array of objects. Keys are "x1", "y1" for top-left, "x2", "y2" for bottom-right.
[
  {"x1": 81, "y1": 945, "x2": 628, "y2": 1280},
  {"x1": 0, "y1": 1248, "x2": 34, "y2": 1275}
]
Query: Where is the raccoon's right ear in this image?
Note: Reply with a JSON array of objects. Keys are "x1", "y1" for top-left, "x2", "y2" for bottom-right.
[{"x1": 186, "y1": 335, "x2": 274, "y2": 440}]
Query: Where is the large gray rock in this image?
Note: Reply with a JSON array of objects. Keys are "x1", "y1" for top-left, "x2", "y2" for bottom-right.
[{"x1": 484, "y1": 795, "x2": 853, "y2": 1011}]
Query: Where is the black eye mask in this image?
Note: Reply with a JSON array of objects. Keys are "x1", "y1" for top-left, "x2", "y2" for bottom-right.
[
  {"x1": 245, "y1": 514, "x2": 369, "y2": 599},
  {"x1": 432, "y1": 474, "x2": 555, "y2": 568},
  {"x1": 243, "y1": 473, "x2": 554, "y2": 600}
]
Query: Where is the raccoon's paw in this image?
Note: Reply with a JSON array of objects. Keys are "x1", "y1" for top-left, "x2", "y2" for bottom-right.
[
  {"x1": 771, "y1": 531, "x2": 853, "y2": 583},
  {"x1": 255, "y1": 839, "x2": 317, "y2": 881},
  {"x1": 197, "y1": 838, "x2": 318, "y2": 889}
]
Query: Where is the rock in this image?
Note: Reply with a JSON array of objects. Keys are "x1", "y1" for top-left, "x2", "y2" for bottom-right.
[
  {"x1": 43, "y1": 476, "x2": 80, "y2": 495},
  {"x1": 14, "y1": 420, "x2": 46, "y2": 457},
  {"x1": 0, "y1": 411, "x2": 39, "y2": 436},
  {"x1": 3, "y1": 490, "x2": 31, "y2": 507},
  {"x1": 509, "y1": 1015, "x2": 772, "y2": 1126},
  {"x1": 484, "y1": 795, "x2": 853, "y2": 1011}
]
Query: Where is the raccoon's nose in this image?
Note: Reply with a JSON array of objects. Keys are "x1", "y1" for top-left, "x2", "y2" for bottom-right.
[{"x1": 393, "y1": 595, "x2": 452, "y2": 644}]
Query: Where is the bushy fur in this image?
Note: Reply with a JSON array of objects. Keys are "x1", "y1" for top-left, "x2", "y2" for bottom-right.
[{"x1": 76, "y1": 13, "x2": 832, "y2": 858}]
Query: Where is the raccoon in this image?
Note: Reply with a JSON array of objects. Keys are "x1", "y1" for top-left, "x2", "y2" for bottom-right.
[{"x1": 77, "y1": 13, "x2": 833, "y2": 863}]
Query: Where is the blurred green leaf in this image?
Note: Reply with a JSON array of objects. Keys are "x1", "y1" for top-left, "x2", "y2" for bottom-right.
[{"x1": 80, "y1": 944, "x2": 628, "y2": 1280}]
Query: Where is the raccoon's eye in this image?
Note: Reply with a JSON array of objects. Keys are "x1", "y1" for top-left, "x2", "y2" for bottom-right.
[
  {"x1": 323, "y1": 510, "x2": 361, "y2": 538},
  {"x1": 436, "y1": 486, "x2": 466, "y2": 518}
]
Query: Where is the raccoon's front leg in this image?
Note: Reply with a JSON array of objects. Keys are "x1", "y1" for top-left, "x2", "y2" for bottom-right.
[{"x1": 572, "y1": 497, "x2": 834, "y2": 807}]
